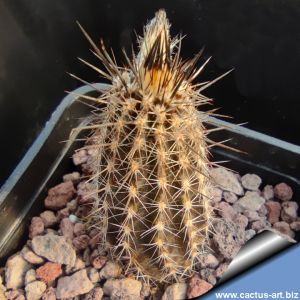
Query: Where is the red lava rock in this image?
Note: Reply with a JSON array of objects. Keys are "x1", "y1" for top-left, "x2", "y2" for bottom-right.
[
  {"x1": 215, "y1": 201, "x2": 237, "y2": 220},
  {"x1": 56, "y1": 269, "x2": 94, "y2": 298},
  {"x1": 187, "y1": 275, "x2": 213, "y2": 299},
  {"x1": 207, "y1": 186, "x2": 222, "y2": 204},
  {"x1": 60, "y1": 218, "x2": 74, "y2": 240},
  {"x1": 41, "y1": 287, "x2": 56, "y2": 300},
  {"x1": 234, "y1": 191, "x2": 265, "y2": 213},
  {"x1": 73, "y1": 235, "x2": 90, "y2": 251},
  {"x1": 89, "y1": 235, "x2": 101, "y2": 249},
  {"x1": 91, "y1": 255, "x2": 108, "y2": 269},
  {"x1": 29, "y1": 217, "x2": 45, "y2": 239},
  {"x1": 39, "y1": 211, "x2": 58, "y2": 228},
  {"x1": 21, "y1": 246, "x2": 44, "y2": 265},
  {"x1": 200, "y1": 253, "x2": 219, "y2": 269},
  {"x1": 262, "y1": 185, "x2": 274, "y2": 200},
  {"x1": 223, "y1": 191, "x2": 238, "y2": 204},
  {"x1": 81, "y1": 149, "x2": 98, "y2": 174},
  {"x1": 74, "y1": 223, "x2": 86, "y2": 237},
  {"x1": 56, "y1": 207, "x2": 70, "y2": 221},
  {"x1": 210, "y1": 167, "x2": 244, "y2": 196},
  {"x1": 281, "y1": 201, "x2": 298, "y2": 223},
  {"x1": 265, "y1": 201, "x2": 281, "y2": 224},
  {"x1": 32, "y1": 234, "x2": 76, "y2": 266},
  {"x1": 63, "y1": 172, "x2": 81, "y2": 183},
  {"x1": 243, "y1": 210, "x2": 261, "y2": 222},
  {"x1": 89, "y1": 228, "x2": 99, "y2": 238},
  {"x1": 212, "y1": 220, "x2": 245, "y2": 259},
  {"x1": 44, "y1": 181, "x2": 75, "y2": 210},
  {"x1": 251, "y1": 219, "x2": 269, "y2": 232},
  {"x1": 290, "y1": 221, "x2": 300, "y2": 231},
  {"x1": 273, "y1": 221, "x2": 295, "y2": 239},
  {"x1": 233, "y1": 213, "x2": 248, "y2": 229},
  {"x1": 77, "y1": 182, "x2": 95, "y2": 204},
  {"x1": 36, "y1": 262, "x2": 63, "y2": 284},
  {"x1": 73, "y1": 149, "x2": 88, "y2": 166},
  {"x1": 274, "y1": 183, "x2": 293, "y2": 201},
  {"x1": 66, "y1": 199, "x2": 78, "y2": 212},
  {"x1": 88, "y1": 231, "x2": 101, "y2": 249}
]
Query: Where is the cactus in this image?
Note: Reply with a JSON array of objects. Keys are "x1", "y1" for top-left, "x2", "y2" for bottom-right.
[{"x1": 72, "y1": 10, "x2": 231, "y2": 283}]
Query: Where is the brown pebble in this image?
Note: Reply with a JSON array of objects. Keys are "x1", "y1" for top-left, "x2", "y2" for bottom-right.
[
  {"x1": 56, "y1": 208, "x2": 70, "y2": 221},
  {"x1": 223, "y1": 191, "x2": 238, "y2": 203},
  {"x1": 73, "y1": 223, "x2": 86, "y2": 237},
  {"x1": 200, "y1": 269, "x2": 217, "y2": 285},
  {"x1": 77, "y1": 182, "x2": 95, "y2": 205},
  {"x1": 40, "y1": 211, "x2": 58, "y2": 228},
  {"x1": 56, "y1": 269, "x2": 93, "y2": 299},
  {"x1": 265, "y1": 201, "x2": 281, "y2": 224},
  {"x1": 91, "y1": 255, "x2": 108, "y2": 270},
  {"x1": 63, "y1": 172, "x2": 80, "y2": 183},
  {"x1": 82, "y1": 287, "x2": 104, "y2": 300},
  {"x1": 274, "y1": 182, "x2": 293, "y2": 201},
  {"x1": 72, "y1": 149, "x2": 88, "y2": 166},
  {"x1": 281, "y1": 201, "x2": 298, "y2": 223},
  {"x1": 214, "y1": 263, "x2": 229, "y2": 279},
  {"x1": 251, "y1": 219, "x2": 269, "y2": 232},
  {"x1": 262, "y1": 185, "x2": 274, "y2": 200},
  {"x1": 29, "y1": 217, "x2": 44, "y2": 239},
  {"x1": 290, "y1": 220, "x2": 300, "y2": 231},
  {"x1": 60, "y1": 218, "x2": 74, "y2": 240},
  {"x1": 215, "y1": 201, "x2": 237, "y2": 220},
  {"x1": 73, "y1": 235, "x2": 90, "y2": 251},
  {"x1": 233, "y1": 214, "x2": 248, "y2": 229},
  {"x1": 75, "y1": 205, "x2": 91, "y2": 218},
  {"x1": 21, "y1": 246, "x2": 44, "y2": 265},
  {"x1": 89, "y1": 233, "x2": 101, "y2": 249},
  {"x1": 44, "y1": 181, "x2": 75, "y2": 210},
  {"x1": 187, "y1": 274, "x2": 213, "y2": 299},
  {"x1": 66, "y1": 199, "x2": 78, "y2": 212},
  {"x1": 273, "y1": 221, "x2": 295, "y2": 239}
]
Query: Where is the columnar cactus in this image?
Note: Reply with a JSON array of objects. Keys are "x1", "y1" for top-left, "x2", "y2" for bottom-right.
[{"x1": 73, "y1": 10, "x2": 230, "y2": 283}]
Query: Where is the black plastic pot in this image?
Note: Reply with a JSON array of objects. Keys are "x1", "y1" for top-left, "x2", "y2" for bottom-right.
[{"x1": 0, "y1": 83, "x2": 299, "y2": 284}]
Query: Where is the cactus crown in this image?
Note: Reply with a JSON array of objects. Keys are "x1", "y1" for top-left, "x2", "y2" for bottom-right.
[{"x1": 73, "y1": 10, "x2": 230, "y2": 283}]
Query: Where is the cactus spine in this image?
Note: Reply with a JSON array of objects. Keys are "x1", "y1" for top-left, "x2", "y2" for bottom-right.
[{"x1": 74, "y1": 10, "x2": 230, "y2": 283}]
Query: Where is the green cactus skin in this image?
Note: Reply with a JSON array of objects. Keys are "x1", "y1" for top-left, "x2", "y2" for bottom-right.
[{"x1": 72, "y1": 10, "x2": 231, "y2": 283}]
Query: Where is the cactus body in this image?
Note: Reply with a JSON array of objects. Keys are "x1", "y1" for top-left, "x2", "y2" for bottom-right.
[{"x1": 74, "y1": 10, "x2": 229, "y2": 283}]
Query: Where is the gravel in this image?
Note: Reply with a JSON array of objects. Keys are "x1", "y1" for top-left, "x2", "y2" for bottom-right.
[
  {"x1": 241, "y1": 173, "x2": 262, "y2": 191},
  {"x1": 210, "y1": 167, "x2": 244, "y2": 195},
  {"x1": 274, "y1": 182, "x2": 293, "y2": 201},
  {"x1": 0, "y1": 164, "x2": 298, "y2": 299},
  {"x1": 5, "y1": 254, "x2": 32, "y2": 289},
  {"x1": 56, "y1": 269, "x2": 93, "y2": 299},
  {"x1": 31, "y1": 234, "x2": 76, "y2": 266}
]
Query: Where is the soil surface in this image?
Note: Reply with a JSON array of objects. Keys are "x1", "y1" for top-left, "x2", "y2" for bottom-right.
[{"x1": 0, "y1": 151, "x2": 299, "y2": 300}]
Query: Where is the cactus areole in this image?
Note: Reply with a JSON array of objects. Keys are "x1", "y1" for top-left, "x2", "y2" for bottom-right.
[{"x1": 73, "y1": 10, "x2": 231, "y2": 283}]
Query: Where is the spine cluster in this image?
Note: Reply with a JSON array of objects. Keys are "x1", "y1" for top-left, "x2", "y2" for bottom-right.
[{"x1": 73, "y1": 10, "x2": 229, "y2": 283}]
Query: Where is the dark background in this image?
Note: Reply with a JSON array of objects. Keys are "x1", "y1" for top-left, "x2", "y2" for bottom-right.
[{"x1": 0, "y1": 0, "x2": 300, "y2": 186}]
